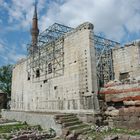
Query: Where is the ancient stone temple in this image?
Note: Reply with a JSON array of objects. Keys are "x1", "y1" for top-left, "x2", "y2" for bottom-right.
[
  {"x1": 11, "y1": 22, "x2": 99, "y2": 113},
  {"x1": 2, "y1": 3, "x2": 140, "y2": 134},
  {"x1": 10, "y1": 5, "x2": 99, "y2": 113}
]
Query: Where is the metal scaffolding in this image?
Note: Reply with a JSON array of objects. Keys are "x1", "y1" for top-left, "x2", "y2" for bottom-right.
[
  {"x1": 37, "y1": 23, "x2": 72, "y2": 48},
  {"x1": 27, "y1": 23, "x2": 72, "y2": 54},
  {"x1": 27, "y1": 23, "x2": 71, "y2": 82},
  {"x1": 94, "y1": 35, "x2": 120, "y2": 85},
  {"x1": 27, "y1": 23, "x2": 120, "y2": 84}
]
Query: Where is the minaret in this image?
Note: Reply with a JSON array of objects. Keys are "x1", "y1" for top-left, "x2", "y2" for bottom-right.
[{"x1": 31, "y1": 2, "x2": 39, "y2": 52}]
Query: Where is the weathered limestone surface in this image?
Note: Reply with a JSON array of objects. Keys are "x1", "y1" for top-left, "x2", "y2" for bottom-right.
[
  {"x1": 113, "y1": 41, "x2": 140, "y2": 80},
  {"x1": 107, "y1": 107, "x2": 140, "y2": 130},
  {"x1": 100, "y1": 81, "x2": 140, "y2": 102},
  {"x1": 10, "y1": 22, "x2": 99, "y2": 113},
  {"x1": 1, "y1": 110, "x2": 62, "y2": 135}
]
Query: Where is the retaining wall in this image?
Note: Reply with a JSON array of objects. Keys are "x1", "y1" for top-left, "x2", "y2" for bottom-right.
[{"x1": 1, "y1": 110, "x2": 62, "y2": 136}]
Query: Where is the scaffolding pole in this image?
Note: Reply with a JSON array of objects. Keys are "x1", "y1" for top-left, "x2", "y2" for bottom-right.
[{"x1": 27, "y1": 23, "x2": 120, "y2": 85}]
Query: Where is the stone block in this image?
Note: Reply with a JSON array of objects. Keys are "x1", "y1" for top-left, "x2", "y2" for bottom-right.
[
  {"x1": 129, "y1": 136, "x2": 140, "y2": 140},
  {"x1": 62, "y1": 129, "x2": 70, "y2": 137},
  {"x1": 129, "y1": 116, "x2": 139, "y2": 122},
  {"x1": 128, "y1": 121, "x2": 140, "y2": 130},
  {"x1": 105, "y1": 135, "x2": 119, "y2": 140},
  {"x1": 132, "y1": 122, "x2": 140, "y2": 129},
  {"x1": 123, "y1": 115, "x2": 130, "y2": 121},
  {"x1": 112, "y1": 115, "x2": 120, "y2": 121},
  {"x1": 124, "y1": 101, "x2": 136, "y2": 106},
  {"x1": 135, "y1": 101, "x2": 140, "y2": 106},
  {"x1": 66, "y1": 133, "x2": 75, "y2": 140},
  {"x1": 135, "y1": 107, "x2": 140, "y2": 116},
  {"x1": 119, "y1": 108, "x2": 124, "y2": 116},
  {"x1": 113, "y1": 120, "x2": 119, "y2": 126},
  {"x1": 119, "y1": 135, "x2": 130, "y2": 140},
  {"x1": 121, "y1": 121, "x2": 129, "y2": 127},
  {"x1": 105, "y1": 110, "x2": 119, "y2": 116},
  {"x1": 118, "y1": 115, "x2": 124, "y2": 120},
  {"x1": 123, "y1": 108, "x2": 129, "y2": 115},
  {"x1": 136, "y1": 137, "x2": 140, "y2": 140},
  {"x1": 128, "y1": 107, "x2": 136, "y2": 114},
  {"x1": 77, "y1": 134, "x2": 88, "y2": 140}
]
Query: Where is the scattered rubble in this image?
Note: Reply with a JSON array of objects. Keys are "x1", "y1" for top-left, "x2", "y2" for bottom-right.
[
  {"x1": 99, "y1": 78, "x2": 140, "y2": 130},
  {"x1": 0, "y1": 118, "x2": 15, "y2": 124},
  {"x1": 104, "y1": 134, "x2": 140, "y2": 140},
  {"x1": 123, "y1": 100, "x2": 140, "y2": 106},
  {"x1": 0, "y1": 117, "x2": 56, "y2": 140},
  {"x1": 0, "y1": 128, "x2": 56, "y2": 140},
  {"x1": 91, "y1": 125, "x2": 111, "y2": 132},
  {"x1": 9, "y1": 128, "x2": 56, "y2": 140},
  {"x1": 105, "y1": 109, "x2": 119, "y2": 116}
]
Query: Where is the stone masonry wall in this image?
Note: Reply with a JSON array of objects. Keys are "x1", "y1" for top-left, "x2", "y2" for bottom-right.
[
  {"x1": 113, "y1": 41, "x2": 140, "y2": 80},
  {"x1": 11, "y1": 22, "x2": 99, "y2": 113},
  {"x1": 100, "y1": 81, "x2": 140, "y2": 102},
  {"x1": 109, "y1": 107, "x2": 140, "y2": 130},
  {"x1": 100, "y1": 79, "x2": 140, "y2": 130},
  {"x1": 1, "y1": 110, "x2": 62, "y2": 136}
]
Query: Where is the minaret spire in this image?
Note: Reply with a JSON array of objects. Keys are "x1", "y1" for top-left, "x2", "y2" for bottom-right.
[
  {"x1": 31, "y1": 1, "x2": 39, "y2": 52},
  {"x1": 33, "y1": 1, "x2": 37, "y2": 19}
]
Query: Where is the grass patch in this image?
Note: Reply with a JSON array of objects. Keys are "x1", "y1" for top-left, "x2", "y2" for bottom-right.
[
  {"x1": 110, "y1": 128, "x2": 140, "y2": 136},
  {"x1": 0, "y1": 123, "x2": 42, "y2": 133},
  {"x1": 87, "y1": 127, "x2": 140, "y2": 139},
  {"x1": 0, "y1": 123, "x2": 28, "y2": 133},
  {"x1": 69, "y1": 124, "x2": 89, "y2": 131}
]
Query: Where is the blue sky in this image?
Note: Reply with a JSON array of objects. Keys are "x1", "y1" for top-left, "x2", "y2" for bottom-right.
[{"x1": 0, "y1": 0, "x2": 140, "y2": 66}]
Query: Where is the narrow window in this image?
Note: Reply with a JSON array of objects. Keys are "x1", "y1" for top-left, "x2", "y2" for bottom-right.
[
  {"x1": 43, "y1": 79, "x2": 48, "y2": 83},
  {"x1": 119, "y1": 72, "x2": 129, "y2": 81},
  {"x1": 36, "y1": 69, "x2": 40, "y2": 78},
  {"x1": 27, "y1": 72, "x2": 30, "y2": 80},
  {"x1": 54, "y1": 86, "x2": 57, "y2": 90},
  {"x1": 48, "y1": 63, "x2": 52, "y2": 74}
]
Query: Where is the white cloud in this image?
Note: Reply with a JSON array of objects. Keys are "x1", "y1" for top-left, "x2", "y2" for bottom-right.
[
  {"x1": 0, "y1": 0, "x2": 139, "y2": 66},
  {"x1": 1, "y1": 0, "x2": 47, "y2": 30},
  {"x1": 39, "y1": 0, "x2": 140, "y2": 42},
  {"x1": 0, "y1": 39, "x2": 26, "y2": 65},
  {"x1": 8, "y1": 53, "x2": 26, "y2": 62},
  {"x1": 1, "y1": 0, "x2": 140, "y2": 42}
]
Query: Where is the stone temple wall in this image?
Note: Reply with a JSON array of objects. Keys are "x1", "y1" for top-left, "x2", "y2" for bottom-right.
[
  {"x1": 113, "y1": 41, "x2": 140, "y2": 81},
  {"x1": 1, "y1": 110, "x2": 62, "y2": 135},
  {"x1": 10, "y1": 22, "x2": 99, "y2": 113},
  {"x1": 114, "y1": 107, "x2": 140, "y2": 130}
]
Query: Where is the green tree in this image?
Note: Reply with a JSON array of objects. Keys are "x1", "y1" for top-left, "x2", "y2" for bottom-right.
[{"x1": 0, "y1": 64, "x2": 12, "y2": 99}]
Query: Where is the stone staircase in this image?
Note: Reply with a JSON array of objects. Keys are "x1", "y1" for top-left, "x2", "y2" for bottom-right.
[{"x1": 55, "y1": 114, "x2": 91, "y2": 139}]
